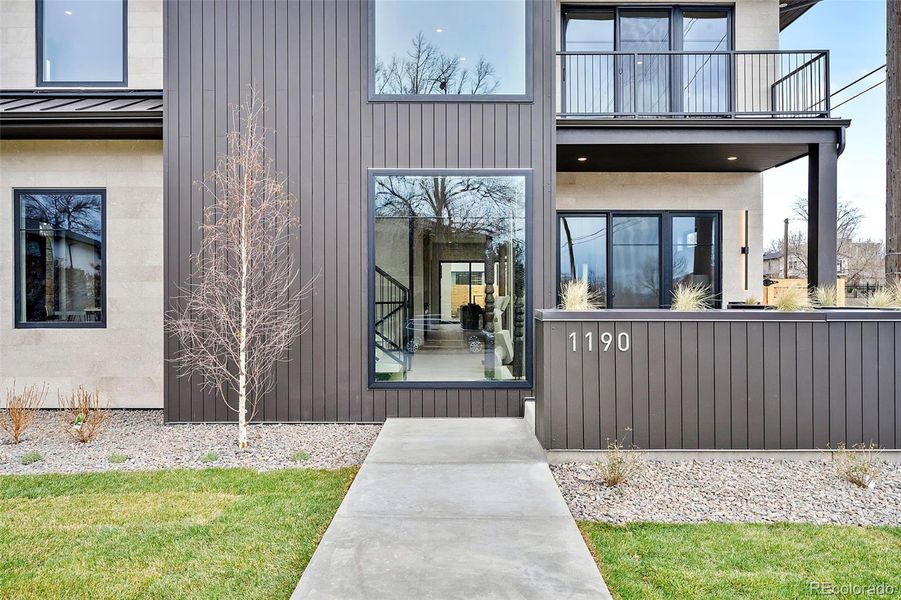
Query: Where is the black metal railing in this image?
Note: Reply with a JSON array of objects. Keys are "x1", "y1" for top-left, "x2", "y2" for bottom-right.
[
  {"x1": 557, "y1": 50, "x2": 830, "y2": 118},
  {"x1": 374, "y1": 266, "x2": 410, "y2": 374}
]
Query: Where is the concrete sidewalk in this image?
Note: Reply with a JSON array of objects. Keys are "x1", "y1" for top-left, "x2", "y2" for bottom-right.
[{"x1": 292, "y1": 418, "x2": 611, "y2": 599}]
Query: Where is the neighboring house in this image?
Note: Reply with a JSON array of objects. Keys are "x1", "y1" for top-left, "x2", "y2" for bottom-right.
[
  {"x1": 1, "y1": 1, "x2": 852, "y2": 425},
  {"x1": 762, "y1": 250, "x2": 806, "y2": 279},
  {"x1": 764, "y1": 240, "x2": 885, "y2": 284}
]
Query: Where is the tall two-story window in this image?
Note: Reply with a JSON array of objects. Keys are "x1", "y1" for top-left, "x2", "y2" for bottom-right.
[
  {"x1": 37, "y1": 0, "x2": 127, "y2": 86},
  {"x1": 561, "y1": 6, "x2": 731, "y2": 115},
  {"x1": 371, "y1": 0, "x2": 529, "y2": 99},
  {"x1": 14, "y1": 190, "x2": 106, "y2": 328}
]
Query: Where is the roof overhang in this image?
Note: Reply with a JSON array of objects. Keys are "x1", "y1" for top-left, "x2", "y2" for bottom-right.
[
  {"x1": 0, "y1": 90, "x2": 163, "y2": 139},
  {"x1": 556, "y1": 118, "x2": 850, "y2": 172},
  {"x1": 780, "y1": 0, "x2": 821, "y2": 30}
]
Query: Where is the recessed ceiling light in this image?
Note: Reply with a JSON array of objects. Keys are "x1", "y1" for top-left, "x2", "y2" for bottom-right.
[
  {"x1": 460, "y1": 57, "x2": 467, "y2": 62},
  {"x1": 577, "y1": 156, "x2": 588, "y2": 162},
  {"x1": 435, "y1": 28, "x2": 443, "y2": 33},
  {"x1": 727, "y1": 156, "x2": 738, "y2": 161},
  {"x1": 64, "y1": 9, "x2": 73, "y2": 15}
]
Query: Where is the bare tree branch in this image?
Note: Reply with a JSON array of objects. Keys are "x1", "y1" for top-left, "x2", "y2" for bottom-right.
[{"x1": 165, "y1": 86, "x2": 313, "y2": 448}]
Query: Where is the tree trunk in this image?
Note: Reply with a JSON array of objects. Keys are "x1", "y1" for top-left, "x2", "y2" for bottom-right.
[
  {"x1": 889, "y1": 0, "x2": 901, "y2": 283},
  {"x1": 238, "y1": 172, "x2": 250, "y2": 449}
]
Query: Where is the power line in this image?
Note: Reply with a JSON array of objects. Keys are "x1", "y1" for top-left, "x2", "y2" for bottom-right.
[
  {"x1": 831, "y1": 64, "x2": 886, "y2": 98},
  {"x1": 831, "y1": 78, "x2": 885, "y2": 110}
]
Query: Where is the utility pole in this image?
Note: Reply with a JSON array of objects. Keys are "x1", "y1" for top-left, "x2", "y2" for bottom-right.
[
  {"x1": 888, "y1": 0, "x2": 900, "y2": 283},
  {"x1": 784, "y1": 217, "x2": 790, "y2": 278}
]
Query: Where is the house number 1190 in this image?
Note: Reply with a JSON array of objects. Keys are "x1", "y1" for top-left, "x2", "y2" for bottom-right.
[{"x1": 569, "y1": 331, "x2": 630, "y2": 352}]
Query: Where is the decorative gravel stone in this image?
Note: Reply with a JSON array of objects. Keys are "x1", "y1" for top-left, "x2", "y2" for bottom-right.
[
  {"x1": 0, "y1": 410, "x2": 380, "y2": 475},
  {"x1": 552, "y1": 459, "x2": 901, "y2": 526}
]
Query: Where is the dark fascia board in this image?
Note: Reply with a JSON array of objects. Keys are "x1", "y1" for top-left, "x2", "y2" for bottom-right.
[
  {"x1": 556, "y1": 120, "x2": 849, "y2": 146},
  {"x1": 0, "y1": 121, "x2": 162, "y2": 139},
  {"x1": 534, "y1": 308, "x2": 901, "y2": 322},
  {"x1": 556, "y1": 117, "x2": 851, "y2": 130}
]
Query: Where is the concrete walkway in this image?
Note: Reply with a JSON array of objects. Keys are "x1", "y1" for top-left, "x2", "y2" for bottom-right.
[{"x1": 292, "y1": 418, "x2": 611, "y2": 599}]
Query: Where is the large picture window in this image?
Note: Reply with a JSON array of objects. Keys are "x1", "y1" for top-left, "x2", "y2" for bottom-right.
[
  {"x1": 371, "y1": 171, "x2": 529, "y2": 386},
  {"x1": 37, "y1": 0, "x2": 127, "y2": 86},
  {"x1": 559, "y1": 211, "x2": 720, "y2": 308},
  {"x1": 371, "y1": 0, "x2": 529, "y2": 99},
  {"x1": 14, "y1": 190, "x2": 106, "y2": 327}
]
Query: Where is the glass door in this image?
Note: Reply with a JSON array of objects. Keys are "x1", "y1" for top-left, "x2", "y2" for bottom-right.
[
  {"x1": 609, "y1": 214, "x2": 662, "y2": 307},
  {"x1": 619, "y1": 10, "x2": 671, "y2": 114}
]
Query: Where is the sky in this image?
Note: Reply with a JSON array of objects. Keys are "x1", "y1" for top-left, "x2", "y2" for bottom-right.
[{"x1": 763, "y1": 0, "x2": 887, "y2": 245}]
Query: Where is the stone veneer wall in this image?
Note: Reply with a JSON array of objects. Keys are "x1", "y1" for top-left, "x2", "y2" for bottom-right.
[
  {"x1": 556, "y1": 171, "x2": 765, "y2": 304},
  {"x1": 0, "y1": 140, "x2": 164, "y2": 408}
]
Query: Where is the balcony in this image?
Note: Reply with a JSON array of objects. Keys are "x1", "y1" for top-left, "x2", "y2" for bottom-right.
[{"x1": 557, "y1": 50, "x2": 830, "y2": 119}]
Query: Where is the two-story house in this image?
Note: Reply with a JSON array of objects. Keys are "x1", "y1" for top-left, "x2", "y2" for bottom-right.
[{"x1": 1, "y1": 0, "x2": 850, "y2": 430}]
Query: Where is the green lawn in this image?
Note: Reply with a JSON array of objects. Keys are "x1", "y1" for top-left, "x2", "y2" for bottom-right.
[
  {"x1": 0, "y1": 468, "x2": 355, "y2": 599},
  {"x1": 581, "y1": 522, "x2": 901, "y2": 600}
]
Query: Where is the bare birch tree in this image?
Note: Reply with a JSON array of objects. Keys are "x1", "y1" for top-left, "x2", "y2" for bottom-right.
[{"x1": 166, "y1": 88, "x2": 310, "y2": 448}]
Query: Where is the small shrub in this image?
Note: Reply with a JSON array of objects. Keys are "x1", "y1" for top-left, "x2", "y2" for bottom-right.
[
  {"x1": 812, "y1": 284, "x2": 840, "y2": 308},
  {"x1": 596, "y1": 436, "x2": 644, "y2": 487},
  {"x1": 670, "y1": 282, "x2": 713, "y2": 311},
  {"x1": 200, "y1": 451, "x2": 219, "y2": 464},
  {"x1": 108, "y1": 453, "x2": 129, "y2": 464},
  {"x1": 20, "y1": 451, "x2": 43, "y2": 466},
  {"x1": 0, "y1": 381, "x2": 48, "y2": 443},
  {"x1": 291, "y1": 450, "x2": 310, "y2": 463},
  {"x1": 888, "y1": 279, "x2": 901, "y2": 306},
  {"x1": 58, "y1": 386, "x2": 108, "y2": 443},
  {"x1": 867, "y1": 288, "x2": 898, "y2": 309},
  {"x1": 773, "y1": 286, "x2": 810, "y2": 311},
  {"x1": 833, "y1": 442, "x2": 882, "y2": 488},
  {"x1": 559, "y1": 279, "x2": 602, "y2": 310},
  {"x1": 744, "y1": 296, "x2": 761, "y2": 305}
]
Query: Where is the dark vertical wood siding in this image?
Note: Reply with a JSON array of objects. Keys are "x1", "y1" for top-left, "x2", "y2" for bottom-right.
[
  {"x1": 534, "y1": 312, "x2": 901, "y2": 450},
  {"x1": 163, "y1": 0, "x2": 555, "y2": 422}
]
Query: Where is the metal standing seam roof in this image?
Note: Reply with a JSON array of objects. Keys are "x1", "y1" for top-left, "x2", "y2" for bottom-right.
[
  {"x1": 0, "y1": 90, "x2": 163, "y2": 138},
  {"x1": 0, "y1": 91, "x2": 163, "y2": 117}
]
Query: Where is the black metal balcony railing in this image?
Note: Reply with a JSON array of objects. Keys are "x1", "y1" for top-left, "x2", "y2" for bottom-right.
[{"x1": 558, "y1": 50, "x2": 830, "y2": 118}]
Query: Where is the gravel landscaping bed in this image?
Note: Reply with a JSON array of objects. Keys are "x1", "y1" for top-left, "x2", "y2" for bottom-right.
[
  {"x1": 0, "y1": 410, "x2": 380, "y2": 475},
  {"x1": 552, "y1": 459, "x2": 901, "y2": 526}
]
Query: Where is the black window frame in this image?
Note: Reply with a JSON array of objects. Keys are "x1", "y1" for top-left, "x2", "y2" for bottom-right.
[
  {"x1": 561, "y1": 4, "x2": 734, "y2": 114},
  {"x1": 13, "y1": 188, "x2": 108, "y2": 329},
  {"x1": 368, "y1": 0, "x2": 534, "y2": 102},
  {"x1": 561, "y1": 4, "x2": 734, "y2": 53},
  {"x1": 35, "y1": 0, "x2": 129, "y2": 88},
  {"x1": 557, "y1": 209, "x2": 723, "y2": 309},
  {"x1": 368, "y1": 168, "x2": 533, "y2": 390}
]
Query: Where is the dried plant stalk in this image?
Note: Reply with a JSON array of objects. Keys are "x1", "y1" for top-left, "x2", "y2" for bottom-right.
[
  {"x1": 596, "y1": 432, "x2": 645, "y2": 487},
  {"x1": 812, "y1": 284, "x2": 840, "y2": 307},
  {"x1": 773, "y1": 285, "x2": 811, "y2": 311},
  {"x1": 58, "y1": 386, "x2": 108, "y2": 443},
  {"x1": 0, "y1": 382, "x2": 47, "y2": 443},
  {"x1": 165, "y1": 86, "x2": 312, "y2": 448},
  {"x1": 559, "y1": 279, "x2": 602, "y2": 311},
  {"x1": 670, "y1": 282, "x2": 714, "y2": 311},
  {"x1": 833, "y1": 442, "x2": 882, "y2": 488}
]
